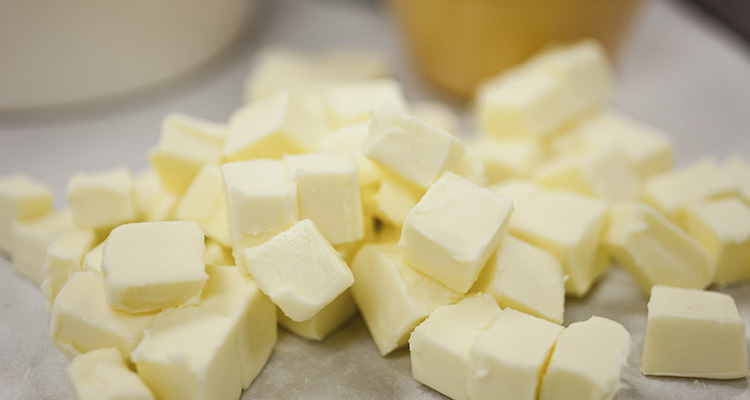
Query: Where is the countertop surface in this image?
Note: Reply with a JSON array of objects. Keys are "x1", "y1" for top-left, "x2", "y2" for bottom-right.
[{"x1": 1, "y1": 0, "x2": 749, "y2": 399}]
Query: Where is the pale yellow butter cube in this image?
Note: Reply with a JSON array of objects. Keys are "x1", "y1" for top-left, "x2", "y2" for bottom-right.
[
  {"x1": 175, "y1": 165, "x2": 231, "y2": 247},
  {"x1": 132, "y1": 307, "x2": 242, "y2": 400},
  {"x1": 82, "y1": 242, "x2": 104, "y2": 273},
  {"x1": 243, "y1": 219, "x2": 354, "y2": 322},
  {"x1": 68, "y1": 348, "x2": 155, "y2": 400},
  {"x1": 149, "y1": 113, "x2": 225, "y2": 194},
  {"x1": 204, "y1": 239, "x2": 235, "y2": 267},
  {"x1": 243, "y1": 47, "x2": 322, "y2": 102},
  {"x1": 641, "y1": 286, "x2": 748, "y2": 379},
  {"x1": 41, "y1": 227, "x2": 97, "y2": 310},
  {"x1": 456, "y1": 144, "x2": 488, "y2": 185},
  {"x1": 475, "y1": 138, "x2": 542, "y2": 183},
  {"x1": 319, "y1": 121, "x2": 383, "y2": 188},
  {"x1": 472, "y1": 235, "x2": 565, "y2": 324},
  {"x1": 0, "y1": 173, "x2": 52, "y2": 255},
  {"x1": 642, "y1": 158, "x2": 738, "y2": 223},
  {"x1": 67, "y1": 166, "x2": 136, "y2": 230},
  {"x1": 466, "y1": 309, "x2": 563, "y2": 400},
  {"x1": 371, "y1": 174, "x2": 423, "y2": 228},
  {"x1": 351, "y1": 244, "x2": 461, "y2": 355},
  {"x1": 364, "y1": 105, "x2": 466, "y2": 189},
  {"x1": 102, "y1": 221, "x2": 207, "y2": 314},
  {"x1": 325, "y1": 79, "x2": 408, "y2": 128},
  {"x1": 488, "y1": 179, "x2": 543, "y2": 213},
  {"x1": 409, "y1": 294, "x2": 502, "y2": 400},
  {"x1": 723, "y1": 155, "x2": 750, "y2": 204},
  {"x1": 539, "y1": 316, "x2": 630, "y2": 400},
  {"x1": 605, "y1": 202, "x2": 714, "y2": 293},
  {"x1": 133, "y1": 169, "x2": 179, "y2": 222},
  {"x1": 287, "y1": 153, "x2": 364, "y2": 245},
  {"x1": 200, "y1": 265, "x2": 277, "y2": 389},
  {"x1": 12, "y1": 210, "x2": 72, "y2": 283},
  {"x1": 50, "y1": 271, "x2": 156, "y2": 359},
  {"x1": 399, "y1": 173, "x2": 513, "y2": 293},
  {"x1": 277, "y1": 289, "x2": 357, "y2": 341},
  {"x1": 411, "y1": 100, "x2": 460, "y2": 135},
  {"x1": 510, "y1": 190, "x2": 609, "y2": 296},
  {"x1": 684, "y1": 198, "x2": 750, "y2": 285}
]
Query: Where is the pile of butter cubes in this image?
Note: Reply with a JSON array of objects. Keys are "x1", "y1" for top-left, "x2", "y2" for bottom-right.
[{"x1": 1, "y1": 40, "x2": 749, "y2": 400}]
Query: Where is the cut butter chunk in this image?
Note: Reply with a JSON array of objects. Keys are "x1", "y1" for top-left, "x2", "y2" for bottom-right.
[
  {"x1": 325, "y1": 79, "x2": 408, "y2": 128},
  {"x1": 371, "y1": 174, "x2": 423, "y2": 228},
  {"x1": 243, "y1": 219, "x2": 354, "y2": 322},
  {"x1": 488, "y1": 180, "x2": 543, "y2": 213},
  {"x1": 539, "y1": 316, "x2": 630, "y2": 400},
  {"x1": 12, "y1": 210, "x2": 72, "y2": 284},
  {"x1": 82, "y1": 242, "x2": 104, "y2": 274},
  {"x1": 67, "y1": 348, "x2": 155, "y2": 400},
  {"x1": 399, "y1": 173, "x2": 513, "y2": 293},
  {"x1": 67, "y1": 166, "x2": 136, "y2": 230},
  {"x1": 475, "y1": 138, "x2": 542, "y2": 183},
  {"x1": 510, "y1": 190, "x2": 608, "y2": 296},
  {"x1": 351, "y1": 244, "x2": 461, "y2": 355},
  {"x1": 204, "y1": 240, "x2": 235, "y2": 267},
  {"x1": 277, "y1": 289, "x2": 357, "y2": 341},
  {"x1": 641, "y1": 286, "x2": 748, "y2": 379},
  {"x1": 723, "y1": 155, "x2": 750, "y2": 204},
  {"x1": 319, "y1": 121, "x2": 383, "y2": 188},
  {"x1": 0, "y1": 173, "x2": 52, "y2": 255},
  {"x1": 605, "y1": 202, "x2": 714, "y2": 293},
  {"x1": 684, "y1": 198, "x2": 750, "y2": 285},
  {"x1": 133, "y1": 169, "x2": 179, "y2": 223},
  {"x1": 102, "y1": 221, "x2": 207, "y2": 314},
  {"x1": 41, "y1": 227, "x2": 97, "y2": 310},
  {"x1": 472, "y1": 235, "x2": 565, "y2": 324},
  {"x1": 411, "y1": 100, "x2": 460, "y2": 134},
  {"x1": 410, "y1": 294, "x2": 501, "y2": 400},
  {"x1": 466, "y1": 309, "x2": 563, "y2": 400},
  {"x1": 175, "y1": 165, "x2": 231, "y2": 247}
]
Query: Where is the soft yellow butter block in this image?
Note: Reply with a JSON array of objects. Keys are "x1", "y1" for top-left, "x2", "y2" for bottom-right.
[
  {"x1": 41, "y1": 227, "x2": 97, "y2": 310},
  {"x1": 133, "y1": 170, "x2": 179, "y2": 222},
  {"x1": 287, "y1": 153, "x2": 365, "y2": 245},
  {"x1": 684, "y1": 198, "x2": 750, "y2": 285},
  {"x1": 68, "y1": 348, "x2": 155, "y2": 400},
  {"x1": 409, "y1": 294, "x2": 501, "y2": 400},
  {"x1": 411, "y1": 101, "x2": 460, "y2": 135},
  {"x1": 605, "y1": 202, "x2": 714, "y2": 293},
  {"x1": 723, "y1": 155, "x2": 750, "y2": 204},
  {"x1": 175, "y1": 165, "x2": 231, "y2": 247},
  {"x1": 351, "y1": 244, "x2": 461, "y2": 355},
  {"x1": 475, "y1": 138, "x2": 542, "y2": 183},
  {"x1": 102, "y1": 221, "x2": 207, "y2": 314},
  {"x1": 149, "y1": 113, "x2": 225, "y2": 194},
  {"x1": 200, "y1": 265, "x2": 277, "y2": 389},
  {"x1": 82, "y1": 242, "x2": 104, "y2": 273},
  {"x1": 325, "y1": 79, "x2": 408, "y2": 128},
  {"x1": 510, "y1": 190, "x2": 608, "y2": 296},
  {"x1": 319, "y1": 121, "x2": 383, "y2": 188},
  {"x1": 132, "y1": 307, "x2": 242, "y2": 400},
  {"x1": 642, "y1": 158, "x2": 738, "y2": 223},
  {"x1": 364, "y1": 105, "x2": 466, "y2": 189},
  {"x1": 277, "y1": 289, "x2": 357, "y2": 341},
  {"x1": 534, "y1": 148, "x2": 640, "y2": 202},
  {"x1": 12, "y1": 210, "x2": 72, "y2": 284},
  {"x1": 641, "y1": 286, "x2": 748, "y2": 379},
  {"x1": 50, "y1": 271, "x2": 156, "y2": 359},
  {"x1": 400, "y1": 173, "x2": 513, "y2": 293},
  {"x1": 223, "y1": 91, "x2": 327, "y2": 162},
  {"x1": 466, "y1": 308, "x2": 563, "y2": 400},
  {"x1": 488, "y1": 180, "x2": 543, "y2": 213},
  {"x1": 243, "y1": 219, "x2": 354, "y2": 322},
  {"x1": 67, "y1": 166, "x2": 136, "y2": 230},
  {"x1": 204, "y1": 239, "x2": 235, "y2": 267},
  {"x1": 456, "y1": 144, "x2": 488, "y2": 186},
  {"x1": 0, "y1": 173, "x2": 52, "y2": 255},
  {"x1": 371, "y1": 174, "x2": 423, "y2": 228},
  {"x1": 539, "y1": 316, "x2": 630, "y2": 400},
  {"x1": 472, "y1": 235, "x2": 565, "y2": 324}
]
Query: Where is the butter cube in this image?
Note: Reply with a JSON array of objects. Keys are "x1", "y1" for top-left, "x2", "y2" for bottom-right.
[
  {"x1": 200, "y1": 265, "x2": 277, "y2": 389},
  {"x1": 41, "y1": 228, "x2": 97, "y2": 310},
  {"x1": 723, "y1": 155, "x2": 750, "y2": 204},
  {"x1": 400, "y1": 173, "x2": 513, "y2": 293},
  {"x1": 149, "y1": 113, "x2": 225, "y2": 194},
  {"x1": 325, "y1": 79, "x2": 408, "y2": 128},
  {"x1": 319, "y1": 121, "x2": 383, "y2": 188},
  {"x1": 642, "y1": 158, "x2": 738, "y2": 223},
  {"x1": 364, "y1": 105, "x2": 466, "y2": 189},
  {"x1": 472, "y1": 235, "x2": 565, "y2": 324},
  {"x1": 175, "y1": 165, "x2": 231, "y2": 247},
  {"x1": 605, "y1": 202, "x2": 714, "y2": 293},
  {"x1": 12, "y1": 210, "x2": 72, "y2": 283},
  {"x1": 409, "y1": 294, "x2": 502, "y2": 400},
  {"x1": 204, "y1": 240, "x2": 235, "y2": 267},
  {"x1": 456, "y1": 144, "x2": 488, "y2": 185},
  {"x1": 243, "y1": 219, "x2": 354, "y2": 322},
  {"x1": 488, "y1": 179, "x2": 543, "y2": 213},
  {"x1": 510, "y1": 190, "x2": 609, "y2": 296},
  {"x1": 223, "y1": 91, "x2": 327, "y2": 162},
  {"x1": 133, "y1": 170, "x2": 179, "y2": 222},
  {"x1": 371, "y1": 175, "x2": 423, "y2": 228},
  {"x1": 243, "y1": 47, "x2": 322, "y2": 101},
  {"x1": 132, "y1": 307, "x2": 242, "y2": 400},
  {"x1": 287, "y1": 153, "x2": 364, "y2": 245},
  {"x1": 641, "y1": 286, "x2": 748, "y2": 379},
  {"x1": 277, "y1": 289, "x2": 357, "y2": 341},
  {"x1": 50, "y1": 271, "x2": 156, "y2": 359},
  {"x1": 684, "y1": 198, "x2": 750, "y2": 285},
  {"x1": 411, "y1": 101, "x2": 460, "y2": 134},
  {"x1": 102, "y1": 221, "x2": 207, "y2": 313},
  {"x1": 539, "y1": 316, "x2": 630, "y2": 400},
  {"x1": 0, "y1": 173, "x2": 52, "y2": 255},
  {"x1": 82, "y1": 242, "x2": 104, "y2": 273},
  {"x1": 534, "y1": 148, "x2": 640, "y2": 202},
  {"x1": 466, "y1": 309, "x2": 563, "y2": 400},
  {"x1": 67, "y1": 166, "x2": 136, "y2": 230},
  {"x1": 476, "y1": 138, "x2": 542, "y2": 183},
  {"x1": 67, "y1": 348, "x2": 155, "y2": 400},
  {"x1": 351, "y1": 244, "x2": 461, "y2": 355}
]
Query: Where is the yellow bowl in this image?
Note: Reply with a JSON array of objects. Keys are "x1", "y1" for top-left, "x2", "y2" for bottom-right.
[{"x1": 389, "y1": 0, "x2": 646, "y2": 98}]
